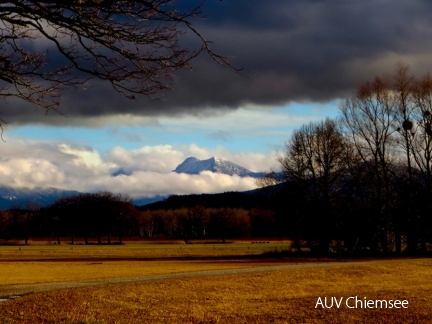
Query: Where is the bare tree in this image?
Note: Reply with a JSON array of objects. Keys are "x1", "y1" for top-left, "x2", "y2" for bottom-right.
[
  {"x1": 389, "y1": 63, "x2": 417, "y2": 254},
  {"x1": 408, "y1": 74, "x2": 432, "y2": 252},
  {"x1": 339, "y1": 77, "x2": 397, "y2": 252},
  {"x1": 412, "y1": 74, "x2": 432, "y2": 191},
  {"x1": 278, "y1": 118, "x2": 347, "y2": 198},
  {"x1": 0, "y1": 1, "x2": 230, "y2": 113},
  {"x1": 392, "y1": 63, "x2": 416, "y2": 181},
  {"x1": 180, "y1": 205, "x2": 207, "y2": 243},
  {"x1": 277, "y1": 118, "x2": 348, "y2": 253}
]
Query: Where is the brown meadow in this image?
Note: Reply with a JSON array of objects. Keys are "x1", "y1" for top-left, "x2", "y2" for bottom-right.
[{"x1": 0, "y1": 242, "x2": 431, "y2": 323}]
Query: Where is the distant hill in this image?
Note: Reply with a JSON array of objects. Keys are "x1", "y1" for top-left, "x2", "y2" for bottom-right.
[
  {"x1": 139, "y1": 184, "x2": 287, "y2": 210},
  {"x1": 0, "y1": 186, "x2": 80, "y2": 210},
  {"x1": 140, "y1": 192, "x2": 258, "y2": 210},
  {"x1": 133, "y1": 195, "x2": 168, "y2": 206},
  {"x1": 173, "y1": 156, "x2": 265, "y2": 178},
  {"x1": 0, "y1": 186, "x2": 172, "y2": 210}
]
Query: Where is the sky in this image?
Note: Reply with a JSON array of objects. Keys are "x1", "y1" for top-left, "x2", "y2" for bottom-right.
[{"x1": 2, "y1": 0, "x2": 432, "y2": 201}]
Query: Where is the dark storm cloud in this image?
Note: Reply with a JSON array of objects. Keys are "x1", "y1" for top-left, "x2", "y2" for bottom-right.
[{"x1": 4, "y1": 0, "x2": 432, "y2": 125}]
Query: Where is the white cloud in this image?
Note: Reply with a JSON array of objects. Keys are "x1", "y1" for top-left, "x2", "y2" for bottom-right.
[
  {"x1": 157, "y1": 105, "x2": 330, "y2": 139},
  {"x1": 105, "y1": 144, "x2": 185, "y2": 173},
  {"x1": 0, "y1": 140, "x2": 266, "y2": 198},
  {"x1": 0, "y1": 158, "x2": 65, "y2": 189},
  {"x1": 87, "y1": 171, "x2": 257, "y2": 198},
  {"x1": 58, "y1": 144, "x2": 107, "y2": 169},
  {"x1": 104, "y1": 143, "x2": 280, "y2": 175}
]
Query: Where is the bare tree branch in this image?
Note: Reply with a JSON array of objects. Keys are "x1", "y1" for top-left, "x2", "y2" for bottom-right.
[{"x1": 0, "y1": 1, "x2": 232, "y2": 117}]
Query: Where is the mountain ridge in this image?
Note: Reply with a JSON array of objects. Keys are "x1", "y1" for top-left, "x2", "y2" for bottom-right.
[
  {"x1": 0, "y1": 186, "x2": 80, "y2": 210},
  {"x1": 173, "y1": 156, "x2": 264, "y2": 178}
]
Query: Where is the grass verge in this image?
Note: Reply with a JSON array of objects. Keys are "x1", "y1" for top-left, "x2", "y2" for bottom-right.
[{"x1": 0, "y1": 258, "x2": 431, "y2": 323}]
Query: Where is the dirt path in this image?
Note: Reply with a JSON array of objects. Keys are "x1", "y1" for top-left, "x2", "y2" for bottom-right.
[{"x1": 0, "y1": 259, "x2": 404, "y2": 301}]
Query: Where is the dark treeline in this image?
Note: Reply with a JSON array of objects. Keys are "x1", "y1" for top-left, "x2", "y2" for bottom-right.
[
  {"x1": 0, "y1": 192, "x2": 277, "y2": 245},
  {"x1": 1, "y1": 63, "x2": 432, "y2": 255},
  {"x1": 0, "y1": 192, "x2": 140, "y2": 245}
]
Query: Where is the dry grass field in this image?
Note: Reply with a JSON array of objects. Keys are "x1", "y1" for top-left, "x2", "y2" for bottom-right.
[
  {"x1": 0, "y1": 240, "x2": 287, "y2": 260},
  {"x1": 0, "y1": 242, "x2": 431, "y2": 323}
]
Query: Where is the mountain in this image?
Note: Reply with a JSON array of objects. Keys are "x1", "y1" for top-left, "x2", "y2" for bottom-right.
[
  {"x1": 173, "y1": 156, "x2": 265, "y2": 178},
  {"x1": 141, "y1": 191, "x2": 263, "y2": 210},
  {"x1": 140, "y1": 182, "x2": 288, "y2": 210},
  {"x1": 133, "y1": 195, "x2": 168, "y2": 206},
  {"x1": 0, "y1": 186, "x2": 80, "y2": 210},
  {"x1": 111, "y1": 168, "x2": 132, "y2": 177}
]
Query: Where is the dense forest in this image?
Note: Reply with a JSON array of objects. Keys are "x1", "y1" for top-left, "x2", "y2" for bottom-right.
[
  {"x1": 1, "y1": 64, "x2": 432, "y2": 255},
  {"x1": 0, "y1": 192, "x2": 276, "y2": 245}
]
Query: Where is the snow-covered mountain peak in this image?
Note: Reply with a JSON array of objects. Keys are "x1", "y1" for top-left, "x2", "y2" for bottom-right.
[{"x1": 173, "y1": 156, "x2": 264, "y2": 178}]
